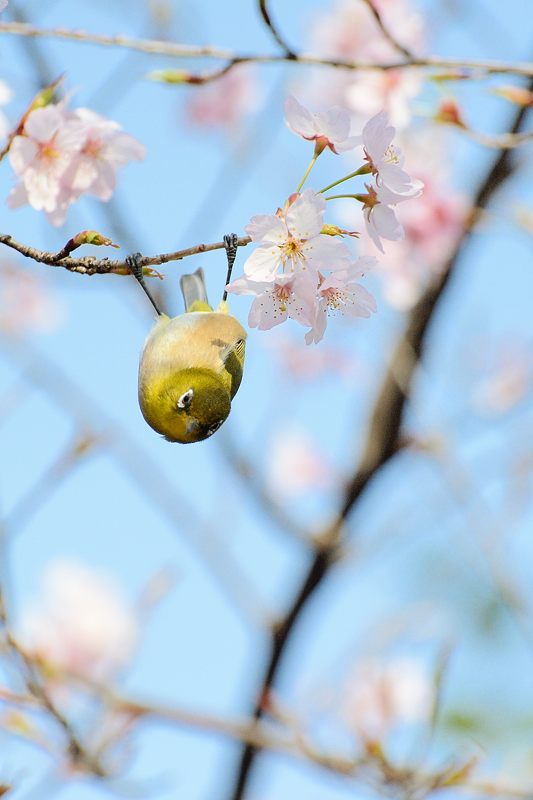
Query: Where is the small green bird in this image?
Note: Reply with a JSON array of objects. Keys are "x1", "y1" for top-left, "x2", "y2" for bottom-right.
[{"x1": 127, "y1": 237, "x2": 246, "y2": 444}]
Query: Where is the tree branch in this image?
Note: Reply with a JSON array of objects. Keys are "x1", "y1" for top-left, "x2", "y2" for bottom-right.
[
  {"x1": 1, "y1": 22, "x2": 533, "y2": 78},
  {"x1": 225, "y1": 83, "x2": 532, "y2": 800},
  {"x1": 0, "y1": 233, "x2": 251, "y2": 275}
]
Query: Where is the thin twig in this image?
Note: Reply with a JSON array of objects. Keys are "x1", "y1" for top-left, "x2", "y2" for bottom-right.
[
  {"x1": 360, "y1": 0, "x2": 415, "y2": 59},
  {"x1": 1, "y1": 22, "x2": 533, "y2": 77},
  {"x1": 257, "y1": 0, "x2": 296, "y2": 58}
]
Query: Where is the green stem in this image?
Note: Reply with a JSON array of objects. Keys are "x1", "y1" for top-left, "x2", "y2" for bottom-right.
[
  {"x1": 318, "y1": 165, "x2": 371, "y2": 195},
  {"x1": 324, "y1": 194, "x2": 360, "y2": 201},
  {"x1": 295, "y1": 153, "x2": 320, "y2": 193}
]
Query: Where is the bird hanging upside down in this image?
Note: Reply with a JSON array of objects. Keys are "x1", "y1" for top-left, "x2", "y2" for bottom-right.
[{"x1": 127, "y1": 235, "x2": 246, "y2": 444}]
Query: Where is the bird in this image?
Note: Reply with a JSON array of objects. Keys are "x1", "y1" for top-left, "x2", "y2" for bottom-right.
[{"x1": 126, "y1": 235, "x2": 246, "y2": 444}]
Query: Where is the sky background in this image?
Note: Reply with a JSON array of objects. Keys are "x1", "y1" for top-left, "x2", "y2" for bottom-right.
[{"x1": 1, "y1": 1, "x2": 533, "y2": 798}]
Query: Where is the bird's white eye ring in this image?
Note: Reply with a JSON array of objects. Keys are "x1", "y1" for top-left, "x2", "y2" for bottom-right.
[{"x1": 177, "y1": 388, "x2": 194, "y2": 409}]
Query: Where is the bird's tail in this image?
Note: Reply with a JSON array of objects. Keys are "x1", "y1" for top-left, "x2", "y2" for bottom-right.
[{"x1": 180, "y1": 268, "x2": 212, "y2": 312}]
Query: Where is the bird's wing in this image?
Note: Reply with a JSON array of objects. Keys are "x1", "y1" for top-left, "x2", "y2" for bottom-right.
[{"x1": 220, "y1": 335, "x2": 246, "y2": 399}]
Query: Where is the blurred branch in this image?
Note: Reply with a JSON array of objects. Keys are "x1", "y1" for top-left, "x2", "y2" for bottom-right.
[
  {"x1": 359, "y1": 0, "x2": 415, "y2": 59},
  {"x1": 257, "y1": 0, "x2": 296, "y2": 58},
  {"x1": 1, "y1": 22, "x2": 533, "y2": 77},
  {"x1": 226, "y1": 79, "x2": 532, "y2": 800},
  {"x1": 0, "y1": 233, "x2": 252, "y2": 275},
  {"x1": 0, "y1": 595, "x2": 107, "y2": 777},
  {"x1": 219, "y1": 434, "x2": 311, "y2": 546}
]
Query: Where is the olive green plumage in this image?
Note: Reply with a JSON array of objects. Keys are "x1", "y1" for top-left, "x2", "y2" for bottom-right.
[{"x1": 138, "y1": 268, "x2": 246, "y2": 444}]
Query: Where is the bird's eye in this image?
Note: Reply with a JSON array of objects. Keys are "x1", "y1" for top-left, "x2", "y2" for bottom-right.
[{"x1": 177, "y1": 388, "x2": 194, "y2": 409}]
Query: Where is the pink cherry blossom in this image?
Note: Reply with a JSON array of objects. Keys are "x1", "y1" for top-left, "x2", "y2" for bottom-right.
[
  {"x1": 186, "y1": 65, "x2": 260, "y2": 130},
  {"x1": 7, "y1": 101, "x2": 146, "y2": 226},
  {"x1": 304, "y1": 257, "x2": 377, "y2": 344},
  {"x1": 243, "y1": 189, "x2": 352, "y2": 281},
  {"x1": 284, "y1": 95, "x2": 358, "y2": 154},
  {"x1": 18, "y1": 559, "x2": 137, "y2": 681},
  {"x1": 65, "y1": 107, "x2": 146, "y2": 201},
  {"x1": 227, "y1": 272, "x2": 315, "y2": 331},
  {"x1": 357, "y1": 110, "x2": 423, "y2": 196},
  {"x1": 8, "y1": 104, "x2": 86, "y2": 217}
]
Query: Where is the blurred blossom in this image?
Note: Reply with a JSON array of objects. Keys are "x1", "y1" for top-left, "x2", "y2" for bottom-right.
[
  {"x1": 472, "y1": 344, "x2": 532, "y2": 415},
  {"x1": 0, "y1": 79, "x2": 12, "y2": 140},
  {"x1": 267, "y1": 428, "x2": 333, "y2": 497},
  {"x1": 343, "y1": 656, "x2": 433, "y2": 739},
  {"x1": 0, "y1": 1, "x2": 6, "y2": 10},
  {"x1": 266, "y1": 334, "x2": 362, "y2": 382},
  {"x1": 0, "y1": 262, "x2": 64, "y2": 334},
  {"x1": 7, "y1": 101, "x2": 145, "y2": 226},
  {"x1": 185, "y1": 65, "x2": 260, "y2": 131},
  {"x1": 19, "y1": 559, "x2": 137, "y2": 680},
  {"x1": 306, "y1": 0, "x2": 425, "y2": 128}
]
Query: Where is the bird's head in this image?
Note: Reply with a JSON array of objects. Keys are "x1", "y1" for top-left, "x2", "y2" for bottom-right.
[{"x1": 139, "y1": 368, "x2": 231, "y2": 444}]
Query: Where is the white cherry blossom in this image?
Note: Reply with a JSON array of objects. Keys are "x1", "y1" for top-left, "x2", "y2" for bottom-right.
[
  {"x1": 243, "y1": 188, "x2": 352, "y2": 280},
  {"x1": 284, "y1": 96, "x2": 359, "y2": 154}
]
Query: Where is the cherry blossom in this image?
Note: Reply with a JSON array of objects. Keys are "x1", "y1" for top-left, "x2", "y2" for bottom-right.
[
  {"x1": 360, "y1": 182, "x2": 407, "y2": 253},
  {"x1": 8, "y1": 104, "x2": 86, "y2": 218},
  {"x1": 227, "y1": 272, "x2": 315, "y2": 330},
  {"x1": 0, "y1": 1, "x2": 7, "y2": 10},
  {"x1": 18, "y1": 559, "x2": 137, "y2": 681},
  {"x1": 284, "y1": 96, "x2": 358, "y2": 154},
  {"x1": 304, "y1": 258, "x2": 377, "y2": 344},
  {"x1": 357, "y1": 110, "x2": 423, "y2": 196},
  {"x1": 64, "y1": 107, "x2": 146, "y2": 201},
  {"x1": 243, "y1": 188, "x2": 352, "y2": 281},
  {"x1": 7, "y1": 101, "x2": 146, "y2": 226}
]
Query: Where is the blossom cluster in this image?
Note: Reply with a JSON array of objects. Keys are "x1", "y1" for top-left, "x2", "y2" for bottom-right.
[
  {"x1": 227, "y1": 97, "x2": 422, "y2": 344},
  {"x1": 8, "y1": 101, "x2": 146, "y2": 226}
]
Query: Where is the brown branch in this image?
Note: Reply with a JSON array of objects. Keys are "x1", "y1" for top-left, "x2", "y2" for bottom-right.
[
  {"x1": 0, "y1": 233, "x2": 251, "y2": 275},
  {"x1": 225, "y1": 83, "x2": 532, "y2": 800},
  {"x1": 1, "y1": 22, "x2": 533, "y2": 77},
  {"x1": 360, "y1": 0, "x2": 415, "y2": 59},
  {"x1": 258, "y1": 0, "x2": 296, "y2": 58}
]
